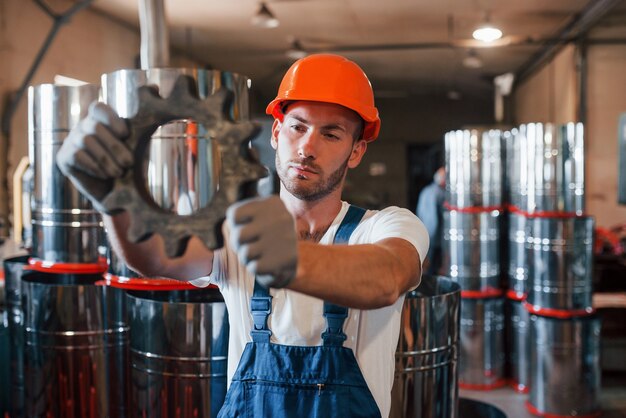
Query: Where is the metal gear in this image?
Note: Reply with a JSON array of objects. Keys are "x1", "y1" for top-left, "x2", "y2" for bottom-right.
[{"x1": 100, "y1": 75, "x2": 268, "y2": 258}]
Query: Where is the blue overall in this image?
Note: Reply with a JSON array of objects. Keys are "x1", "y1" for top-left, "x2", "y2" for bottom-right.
[{"x1": 217, "y1": 206, "x2": 382, "y2": 418}]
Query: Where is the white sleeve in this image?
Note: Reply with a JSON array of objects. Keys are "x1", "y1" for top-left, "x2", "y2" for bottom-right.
[{"x1": 361, "y1": 206, "x2": 430, "y2": 270}]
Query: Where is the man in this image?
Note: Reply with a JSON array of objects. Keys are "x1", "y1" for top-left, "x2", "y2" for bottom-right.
[
  {"x1": 416, "y1": 166, "x2": 445, "y2": 275},
  {"x1": 57, "y1": 54, "x2": 428, "y2": 417}
]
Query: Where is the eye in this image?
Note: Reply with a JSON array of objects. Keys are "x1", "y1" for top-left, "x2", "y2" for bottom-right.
[{"x1": 290, "y1": 124, "x2": 307, "y2": 133}]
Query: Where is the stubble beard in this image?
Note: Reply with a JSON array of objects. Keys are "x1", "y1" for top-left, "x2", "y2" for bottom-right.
[{"x1": 275, "y1": 154, "x2": 350, "y2": 202}]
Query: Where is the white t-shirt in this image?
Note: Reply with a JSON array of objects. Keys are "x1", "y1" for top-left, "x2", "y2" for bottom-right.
[{"x1": 191, "y1": 201, "x2": 429, "y2": 417}]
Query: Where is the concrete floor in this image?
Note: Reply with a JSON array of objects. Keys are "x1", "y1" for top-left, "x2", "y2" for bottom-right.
[{"x1": 460, "y1": 372, "x2": 626, "y2": 418}]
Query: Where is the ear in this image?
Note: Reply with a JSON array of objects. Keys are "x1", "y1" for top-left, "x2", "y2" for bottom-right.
[
  {"x1": 348, "y1": 140, "x2": 368, "y2": 169},
  {"x1": 270, "y1": 119, "x2": 281, "y2": 150}
]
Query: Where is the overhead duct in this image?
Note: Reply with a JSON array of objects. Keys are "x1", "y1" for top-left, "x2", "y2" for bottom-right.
[{"x1": 138, "y1": 0, "x2": 170, "y2": 68}]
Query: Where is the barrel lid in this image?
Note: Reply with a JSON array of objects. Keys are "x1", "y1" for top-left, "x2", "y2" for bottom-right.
[
  {"x1": 461, "y1": 288, "x2": 503, "y2": 299},
  {"x1": 99, "y1": 273, "x2": 211, "y2": 291},
  {"x1": 27, "y1": 257, "x2": 108, "y2": 275}
]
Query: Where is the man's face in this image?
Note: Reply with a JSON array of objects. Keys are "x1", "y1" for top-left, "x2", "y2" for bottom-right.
[{"x1": 271, "y1": 101, "x2": 367, "y2": 201}]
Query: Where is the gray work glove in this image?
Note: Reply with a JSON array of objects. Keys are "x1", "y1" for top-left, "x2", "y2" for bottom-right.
[
  {"x1": 226, "y1": 195, "x2": 298, "y2": 288},
  {"x1": 56, "y1": 102, "x2": 133, "y2": 213}
]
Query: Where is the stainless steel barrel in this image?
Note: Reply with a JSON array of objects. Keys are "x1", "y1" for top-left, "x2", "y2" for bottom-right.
[
  {"x1": 514, "y1": 123, "x2": 585, "y2": 214},
  {"x1": 442, "y1": 209, "x2": 501, "y2": 291},
  {"x1": 101, "y1": 68, "x2": 250, "y2": 215},
  {"x1": 459, "y1": 297, "x2": 505, "y2": 389},
  {"x1": 528, "y1": 313, "x2": 601, "y2": 417},
  {"x1": 445, "y1": 129, "x2": 503, "y2": 208},
  {"x1": 507, "y1": 212, "x2": 527, "y2": 297},
  {"x1": 390, "y1": 276, "x2": 461, "y2": 418},
  {"x1": 506, "y1": 298, "x2": 529, "y2": 393},
  {"x1": 127, "y1": 288, "x2": 229, "y2": 418},
  {"x1": 28, "y1": 84, "x2": 104, "y2": 264},
  {"x1": 22, "y1": 272, "x2": 128, "y2": 418},
  {"x1": 526, "y1": 216, "x2": 594, "y2": 312},
  {"x1": 4, "y1": 255, "x2": 30, "y2": 417}
]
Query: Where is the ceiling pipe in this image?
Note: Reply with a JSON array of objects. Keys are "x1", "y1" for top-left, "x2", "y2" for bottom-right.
[
  {"x1": 138, "y1": 0, "x2": 170, "y2": 69},
  {"x1": 515, "y1": 0, "x2": 622, "y2": 84}
]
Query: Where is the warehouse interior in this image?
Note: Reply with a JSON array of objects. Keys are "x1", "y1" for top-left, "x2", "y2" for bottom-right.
[{"x1": 1, "y1": 0, "x2": 626, "y2": 417}]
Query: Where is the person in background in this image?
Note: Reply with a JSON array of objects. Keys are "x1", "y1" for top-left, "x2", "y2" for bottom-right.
[
  {"x1": 416, "y1": 166, "x2": 445, "y2": 275},
  {"x1": 56, "y1": 53, "x2": 429, "y2": 418}
]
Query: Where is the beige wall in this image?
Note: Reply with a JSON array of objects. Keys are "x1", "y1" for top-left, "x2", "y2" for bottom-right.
[
  {"x1": 514, "y1": 44, "x2": 578, "y2": 124},
  {"x1": 513, "y1": 43, "x2": 626, "y2": 227},
  {"x1": 586, "y1": 45, "x2": 626, "y2": 227}
]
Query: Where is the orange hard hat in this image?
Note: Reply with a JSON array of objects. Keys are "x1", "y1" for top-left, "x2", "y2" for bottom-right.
[{"x1": 266, "y1": 54, "x2": 381, "y2": 142}]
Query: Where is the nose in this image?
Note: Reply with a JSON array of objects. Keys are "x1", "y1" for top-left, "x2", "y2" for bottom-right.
[{"x1": 297, "y1": 131, "x2": 317, "y2": 159}]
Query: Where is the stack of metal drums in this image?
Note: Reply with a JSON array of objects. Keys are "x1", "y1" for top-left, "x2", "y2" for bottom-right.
[
  {"x1": 4, "y1": 67, "x2": 244, "y2": 417},
  {"x1": 507, "y1": 122, "x2": 601, "y2": 417},
  {"x1": 442, "y1": 128, "x2": 506, "y2": 391}
]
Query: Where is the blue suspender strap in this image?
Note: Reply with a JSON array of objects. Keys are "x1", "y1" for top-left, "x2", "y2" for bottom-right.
[
  {"x1": 322, "y1": 205, "x2": 366, "y2": 347},
  {"x1": 250, "y1": 279, "x2": 272, "y2": 343}
]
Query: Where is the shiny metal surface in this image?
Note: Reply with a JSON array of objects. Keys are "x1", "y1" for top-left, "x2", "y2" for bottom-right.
[
  {"x1": 101, "y1": 68, "x2": 249, "y2": 217},
  {"x1": 4, "y1": 255, "x2": 30, "y2": 418},
  {"x1": 459, "y1": 297, "x2": 505, "y2": 388},
  {"x1": 127, "y1": 288, "x2": 229, "y2": 418},
  {"x1": 390, "y1": 276, "x2": 461, "y2": 418},
  {"x1": 507, "y1": 212, "x2": 527, "y2": 296},
  {"x1": 507, "y1": 298, "x2": 529, "y2": 392},
  {"x1": 529, "y1": 314, "x2": 601, "y2": 417},
  {"x1": 138, "y1": 0, "x2": 169, "y2": 69},
  {"x1": 28, "y1": 84, "x2": 104, "y2": 264},
  {"x1": 445, "y1": 129, "x2": 503, "y2": 208},
  {"x1": 526, "y1": 216, "x2": 594, "y2": 311},
  {"x1": 512, "y1": 123, "x2": 585, "y2": 214},
  {"x1": 22, "y1": 272, "x2": 129, "y2": 417},
  {"x1": 442, "y1": 210, "x2": 501, "y2": 288}
]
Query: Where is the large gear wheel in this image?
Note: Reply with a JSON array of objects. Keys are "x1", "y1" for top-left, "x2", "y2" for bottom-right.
[{"x1": 101, "y1": 75, "x2": 268, "y2": 258}]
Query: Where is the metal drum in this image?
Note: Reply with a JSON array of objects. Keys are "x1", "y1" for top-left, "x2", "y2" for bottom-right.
[
  {"x1": 515, "y1": 123, "x2": 585, "y2": 214},
  {"x1": 528, "y1": 314, "x2": 601, "y2": 417},
  {"x1": 442, "y1": 209, "x2": 501, "y2": 291},
  {"x1": 101, "y1": 68, "x2": 250, "y2": 216},
  {"x1": 507, "y1": 212, "x2": 527, "y2": 297},
  {"x1": 390, "y1": 276, "x2": 461, "y2": 418},
  {"x1": 22, "y1": 272, "x2": 128, "y2": 418},
  {"x1": 445, "y1": 129, "x2": 503, "y2": 208},
  {"x1": 459, "y1": 297, "x2": 505, "y2": 389},
  {"x1": 28, "y1": 84, "x2": 104, "y2": 264},
  {"x1": 506, "y1": 298, "x2": 529, "y2": 393},
  {"x1": 4, "y1": 255, "x2": 30, "y2": 417},
  {"x1": 127, "y1": 288, "x2": 229, "y2": 418},
  {"x1": 526, "y1": 216, "x2": 594, "y2": 312}
]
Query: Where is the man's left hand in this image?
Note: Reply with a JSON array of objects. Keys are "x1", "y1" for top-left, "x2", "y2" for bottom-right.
[{"x1": 226, "y1": 196, "x2": 298, "y2": 288}]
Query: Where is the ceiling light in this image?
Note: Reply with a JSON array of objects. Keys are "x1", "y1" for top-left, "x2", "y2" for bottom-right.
[
  {"x1": 462, "y1": 49, "x2": 483, "y2": 69},
  {"x1": 251, "y1": 3, "x2": 279, "y2": 29},
  {"x1": 472, "y1": 25, "x2": 502, "y2": 43},
  {"x1": 285, "y1": 38, "x2": 307, "y2": 60}
]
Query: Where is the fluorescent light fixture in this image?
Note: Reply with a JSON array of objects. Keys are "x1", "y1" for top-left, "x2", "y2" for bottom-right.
[
  {"x1": 285, "y1": 38, "x2": 307, "y2": 60},
  {"x1": 251, "y1": 3, "x2": 279, "y2": 29},
  {"x1": 472, "y1": 25, "x2": 502, "y2": 43}
]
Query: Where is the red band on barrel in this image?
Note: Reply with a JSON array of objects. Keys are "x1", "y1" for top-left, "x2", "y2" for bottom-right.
[
  {"x1": 525, "y1": 401, "x2": 601, "y2": 418},
  {"x1": 444, "y1": 202, "x2": 503, "y2": 213},
  {"x1": 522, "y1": 301, "x2": 595, "y2": 318},
  {"x1": 506, "y1": 290, "x2": 526, "y2": 301},
  {"x1": 508, "y1": 380, "x2": 529, "y2": 394},
  {"x1": 507, "y1": 204, "x2": 585, "y2": 219},
  {"x1": 461, "y1": 288, "x2": 504, "y2": 299},
  {"x1": 97, "y1": 273, "x2": 215, "y2": 291},
  {"x1": 26, "y1": 257, "x2": 109, "y2": 275},
  {"x1": 458, "y1": 379, "x2": 506, "y2": 391}
]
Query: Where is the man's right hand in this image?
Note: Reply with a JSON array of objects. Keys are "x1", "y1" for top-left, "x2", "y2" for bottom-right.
[{"x1": 56, "y1": 102, "x2": 134, "y2": 213}]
